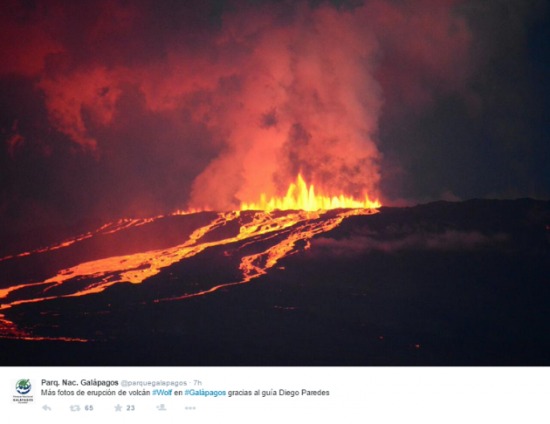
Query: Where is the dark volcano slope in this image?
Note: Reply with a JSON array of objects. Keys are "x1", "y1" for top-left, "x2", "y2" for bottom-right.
[{"x1": 1, "y1": 199, "x2": 548, "y2": 365}]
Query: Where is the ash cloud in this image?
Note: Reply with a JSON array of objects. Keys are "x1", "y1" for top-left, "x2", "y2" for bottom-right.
[
  {"x1": 0, "y1": 0, "x2": 547, "y2": 237},
  {"x1": 312, "y1": 230, "x2": 509, "y2": 256}
]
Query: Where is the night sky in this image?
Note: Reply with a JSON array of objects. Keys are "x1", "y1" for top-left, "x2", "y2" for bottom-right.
[{"x1": 1, "y1": 0, "x2": 548, "y2": 239}]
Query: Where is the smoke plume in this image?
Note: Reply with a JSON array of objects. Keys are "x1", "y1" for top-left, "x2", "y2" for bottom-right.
[{"x1": 3, "y1": 0, "x2": 517, "y2": 233}]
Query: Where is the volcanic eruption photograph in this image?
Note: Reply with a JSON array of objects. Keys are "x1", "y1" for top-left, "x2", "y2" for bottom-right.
[{"x1": 0, "y1": 0, "x2": 548, "y2": 366}]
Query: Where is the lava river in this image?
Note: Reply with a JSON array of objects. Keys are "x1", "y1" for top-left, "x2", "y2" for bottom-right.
[{"x1": 0, "y1": 207, "x2": 378, "y2": 341}]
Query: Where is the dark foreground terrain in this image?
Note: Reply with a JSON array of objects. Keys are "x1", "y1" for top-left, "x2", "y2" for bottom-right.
[{"x1": 1, "y1": 199, "x2": 549, "y2": 365}]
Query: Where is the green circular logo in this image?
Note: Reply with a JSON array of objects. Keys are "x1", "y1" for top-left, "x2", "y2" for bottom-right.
[{"x1": 16, "y1": 379, "x2": 31, "y2": 395}]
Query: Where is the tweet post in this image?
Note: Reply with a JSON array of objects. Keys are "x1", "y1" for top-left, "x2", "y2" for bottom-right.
[
  {"x1": 2, "y1": 367, "x2": 548, "y2": 423},
  {"x1": 1, "y1": 1, "x2": 548, "y2": 423}
]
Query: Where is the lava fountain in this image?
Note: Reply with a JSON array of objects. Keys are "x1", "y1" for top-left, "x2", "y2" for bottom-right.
[{"x1": 241, "y1": 174, "x2": 381, "y2": 211}]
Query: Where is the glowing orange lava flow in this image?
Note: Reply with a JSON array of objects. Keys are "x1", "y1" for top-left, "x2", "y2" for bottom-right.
[
  {"x1": 0, "y1": 177, "x2": 381, "y2": 341},
  {"x1": 240, "y1": 174, "x2": 381, "y2": 211}
]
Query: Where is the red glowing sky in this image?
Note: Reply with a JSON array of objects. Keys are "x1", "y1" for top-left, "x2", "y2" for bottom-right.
[{"x1": 0, "y1": 0, "x2": 548, "y2": 239}]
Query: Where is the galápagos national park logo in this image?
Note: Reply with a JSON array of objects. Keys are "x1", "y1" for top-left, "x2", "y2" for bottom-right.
[
  {"x1": 16, "y1": 379, "x2": 31, "y2": 395},
  {"x1": 13, "y1": 379, "x2": 33, "y2": 404}
]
